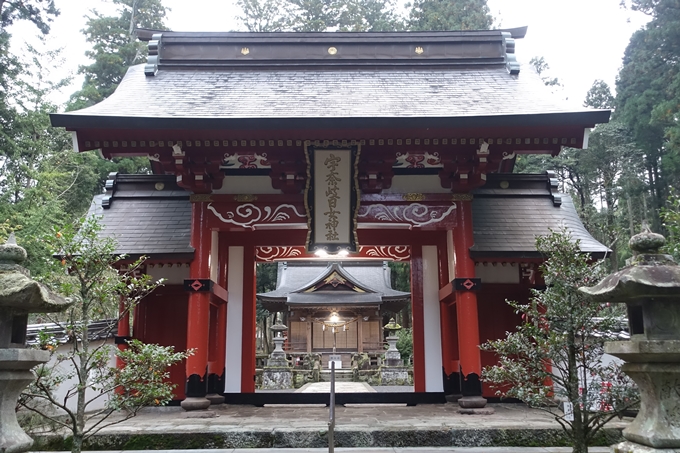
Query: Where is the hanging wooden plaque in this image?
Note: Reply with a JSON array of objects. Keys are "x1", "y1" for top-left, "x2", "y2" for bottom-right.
[{"x1": 304, "y1": 145, "x2": 360, "y2": 254}]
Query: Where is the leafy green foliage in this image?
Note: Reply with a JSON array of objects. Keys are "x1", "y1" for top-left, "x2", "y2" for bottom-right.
[
  {"x1": 529, "y1": 56, "x2": 560, "y2": 87},
  {"x1": 661, "y1": 190, "x2": 680, "y2": 261},
  {"x1": 237, "y1": 0, "x2": 494, "y2": 32},
  {"x1": 68, "y1": 0, "x2": 168, "y2": 110},
  {"x1": 408, "y1": 0, "x2": 492, "y2": 30},
  {"x1": 482, "y1": 229, "x2": 638, "y2": 453},
  {"x1": 237, "y1": 0, "x2": 405, "y2": 32},
  {"x1": 395, "y1": 327, "x2": 413, "y2": 364},
  {"x1": 111, "y1": 339, "x2": 191, "y2": 410},
  {"x1": 19, "y1": 217, "x2": 190, "y2": 453},
  {"x1": 616, "y1": 0, "x2": 680, "y2": 232},
  {"x1": 0, "y1": 0, "x2": 59, "y2": 34}
]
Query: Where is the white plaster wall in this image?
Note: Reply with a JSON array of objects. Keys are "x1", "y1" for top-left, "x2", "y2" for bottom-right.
[
  {"x1": 475, "y1": 263, "x2": 520, "y2": 284},
  {"x1": 146, "y1": 264, "x2": 190, "y2": 285},
  {"x1": 422, "y1": 245, "x2": 444, "y2": 392},
  {"x1": 225, "y1": 246, "x2": 244, "y2": 392}
]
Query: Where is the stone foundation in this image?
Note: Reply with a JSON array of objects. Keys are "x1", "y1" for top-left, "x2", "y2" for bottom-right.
[
  {"x1": 261, "y1": 367, "x2": 293, "y2": 390},
  {"x1": 380, "y1": 365, "x2": 409, "y2": 385}
]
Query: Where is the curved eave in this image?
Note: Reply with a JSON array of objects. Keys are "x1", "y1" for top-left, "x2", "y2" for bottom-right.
[
  {"x1": 50, "y1": 111, "x2": 610, "y2": 132},
  {"x1": 470, "y1": 250, "x2": 610, "y2": 261}
]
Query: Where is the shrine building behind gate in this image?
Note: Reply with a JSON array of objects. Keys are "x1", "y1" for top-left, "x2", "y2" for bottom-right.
[{"x1": 52, "y1": 28, "x2": 610, "y2": 409}]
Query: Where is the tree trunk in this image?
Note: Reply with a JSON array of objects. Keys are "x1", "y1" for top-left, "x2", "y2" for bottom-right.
[
  {"x1": 567, "y1": 331, "x2": 588, "y2": 453},
  {"x1": 627, "y1": 195, "x2": 635, "y2": 237},
  {"x1": 73, "y1": 312, "x2": 90, "y2": 453}
]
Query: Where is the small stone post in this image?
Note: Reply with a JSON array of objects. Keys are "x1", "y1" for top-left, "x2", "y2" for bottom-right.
[
  {"x1": 580, "y1": 230, "x2": 680, "y2": 452},
  {"x1": 0, "y1": 234, "x2": 69, "y2": 453},
  {"x1": 380, "y1": 318, "x2": 409, "y2": 385},
  {"x1": 261, "y1": 315, "x2": 293, "y2": 390}
]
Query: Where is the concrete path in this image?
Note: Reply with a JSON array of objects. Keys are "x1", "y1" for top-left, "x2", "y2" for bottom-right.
[{"x1": 296, "y1": 382, "x2": 376, "y2": 393}]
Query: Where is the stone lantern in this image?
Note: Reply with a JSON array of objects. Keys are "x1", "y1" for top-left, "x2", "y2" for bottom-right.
[
  {"x1": 580, "y1": 229, "x2": 680, "y2": 452},
  {"x1": 0, "y1": 234, "x2": 70, "y2": 453},
  {"x1": 261, "y1": 314, "x2": 293, "y2": 389},
  {"x1": 380, "y1": 317, "x2": 408, "y2": 385}
]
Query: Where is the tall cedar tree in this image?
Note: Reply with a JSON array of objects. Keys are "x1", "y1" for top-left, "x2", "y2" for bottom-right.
[
  {"x1": 482, "y1": 229, "x2": 638, "y2": 453},
  {"x1": 69, "y1": 0, "x2": 168, "y2": 110},
  {"x1": 616, "y1": 0, "x2": 680, "y2": 231},
  {"x1": 408, "y1": 0, "x2": 492, "y2": 31},
  {"x1": 237, "y1": 0, "x2": 404, "y2": 32}
]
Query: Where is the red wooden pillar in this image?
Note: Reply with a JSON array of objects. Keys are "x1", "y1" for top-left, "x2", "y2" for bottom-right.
[
  {"x1": 410, "y1": 246, "x2": 426, "y2": 392},
  {"x1": 241, "y1": 245, "x2": 257, "y2": 393},
  {"x1": 453, "y1": 198, "x2": 485, "y2": 405},
  {"x1": 181, "y1": 201, "x2": 212, "y2": 411},
  {"x1": 207, "y1": 240, "x2": 228, "y2": 402}
]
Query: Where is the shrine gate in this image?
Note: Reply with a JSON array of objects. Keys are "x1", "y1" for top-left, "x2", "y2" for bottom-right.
[{"x1": 52, "y1": 29, "x2": 610, "y2": 409}]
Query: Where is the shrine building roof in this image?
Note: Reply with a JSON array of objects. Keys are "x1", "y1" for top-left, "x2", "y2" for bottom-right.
[
  {"x1": 51, "y1": 29, "x2": 608, "y2": 132},
  {"x1": 471, "y1": 173, "x2": 610, "y2": 259},
  {"x1": 257, "y1": 261, "x2": 410, "y2": 312}
]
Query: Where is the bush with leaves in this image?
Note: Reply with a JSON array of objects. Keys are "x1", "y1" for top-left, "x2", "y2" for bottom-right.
[
  {"x1": 19, "y1": 217, "x2": 191, "y2": 453},
  {"x1": 481, "y1": 229, "x2": 638, "y2": 453}
]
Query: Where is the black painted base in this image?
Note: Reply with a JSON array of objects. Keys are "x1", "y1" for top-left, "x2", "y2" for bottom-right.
[
  {"x1": 206, "y1": 369, "x2": 225, "y2": 395},
  {"x1": 185, "y1": 371, "x2": 207, "y2": 398},
  {"x1": 461, "y1": 372, "x2": 482, "y2": 397},
  {"x1": 443, "y1": 369, "x2": 461, "y2": 395}
]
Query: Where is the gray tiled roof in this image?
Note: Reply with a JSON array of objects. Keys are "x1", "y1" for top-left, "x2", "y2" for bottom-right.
[
  {"x1": 56, "y1": 64, "x2": 598, "y2": 122},
  {"x1": 86, "y1": 174, "x2": 193, "y2": 258},
  {"x1": 470, "y1": 192, "x2": 609, "y2": 258}
]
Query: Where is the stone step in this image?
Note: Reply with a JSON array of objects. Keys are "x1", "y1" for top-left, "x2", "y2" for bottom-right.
[{"x1": 320, "y1": 370, "x2": 354, "y2": 382}]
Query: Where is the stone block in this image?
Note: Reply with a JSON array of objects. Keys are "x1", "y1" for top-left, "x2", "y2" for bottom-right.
[{"x1": 262, "y1": 367, "x2": 293, "y2": 390}]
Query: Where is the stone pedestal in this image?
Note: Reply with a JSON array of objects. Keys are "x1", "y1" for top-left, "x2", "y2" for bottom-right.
[
  {"x1": 380, "y1": 332, "x2": 409, "y2": 385},
  {"x1": 261, "y1": 336, "x2": 293, "y2": 390},
  {"x1": 180, "y1": 397, "x2": 211, "y2": 411},
  {"x1": 379, "y1": 365, "x2": 409, "y2": 385},
  {"x1": 0, "y1": 349, "x2": 50, "y2": 453},
  {"x1": 384, "y1": 335, "x2": 402, "y2": 367},
  {"x1": 606, "y1": 354, "x2": 680, "y2": 449}
]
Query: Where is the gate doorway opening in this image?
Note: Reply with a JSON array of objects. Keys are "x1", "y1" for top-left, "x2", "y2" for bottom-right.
[{"x1": 254, "y1": 258, "x2": 414, "y2": 396}]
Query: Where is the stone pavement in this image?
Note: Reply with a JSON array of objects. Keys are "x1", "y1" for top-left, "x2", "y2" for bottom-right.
[
  {"x1": 35, "y1": 448, "x2": 611, "y2": 453},
  {"x1": 31, "y1": 403, "x2": 630, "y2": 451},
  {"x1": 297, "y1": 382, "x2": 376, "y2": 393}
]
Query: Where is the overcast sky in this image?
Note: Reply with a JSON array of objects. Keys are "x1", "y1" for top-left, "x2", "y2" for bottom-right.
[{"x1": 9, "y1": 0, "x2": 650, "y2": 108}]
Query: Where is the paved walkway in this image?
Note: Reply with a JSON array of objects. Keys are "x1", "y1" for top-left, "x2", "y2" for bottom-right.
[
  {"x1": 297, "y1": 382, "x2": 376, "y2": 393},
  {"x1": 35, "y1": 448, "x2": 612, "y2": 453},
  {"x1": 29, "y1": 403, "x2": 630, "y2": 450}
]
